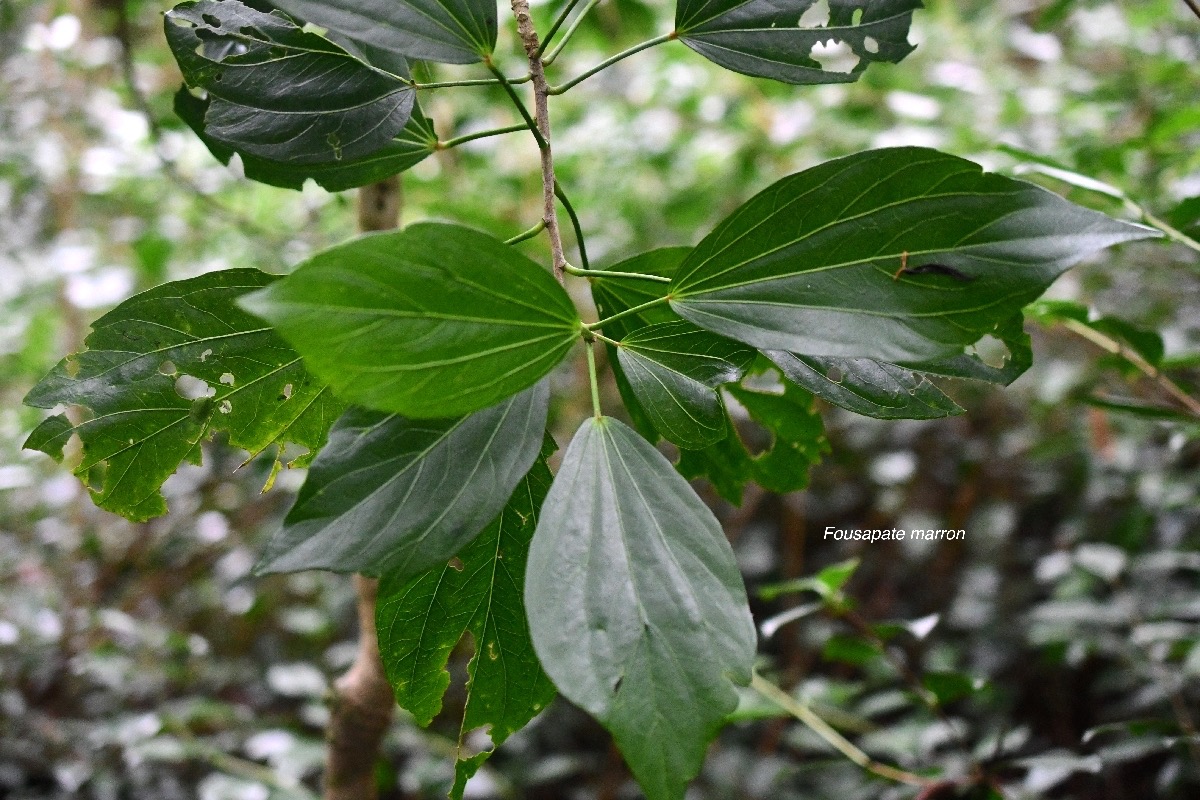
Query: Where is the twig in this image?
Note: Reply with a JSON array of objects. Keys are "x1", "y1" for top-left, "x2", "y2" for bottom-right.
[
  {"x1": 548, "y1": 33, "x2": 676, "y2": 94},
  {"x1": 537, "y1": 0, "x2": 582, "y2": 58},
  {"x1": 439, "y1": 123, "x2": 530, "y2": 150},
  {"x1": 541, "y1": 0, "x2": 603, "y2": 65},
  {"x1": 554, "y1": 181, "x2": 590, "y2": 269},
  {"x1": 1183, "y1": 0, "x2": 1200, "y2": 22}
]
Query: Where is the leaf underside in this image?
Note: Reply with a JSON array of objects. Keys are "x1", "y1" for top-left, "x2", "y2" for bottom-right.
[
  {"x1": 240, "y1": 222, "x2": 582, "y2": 419},
  {"x1": 23, "y1": 269, "x2": 342, "y2": 522},
  {"x1": 257, "y1": 382, "x2": 549, "y2": 577},
  {"x1": 377, "y1": 447, "x2": 556, "y2": 800},
  {"x1": 526, "y1": 417, "x2": 757, "y2": 800}
]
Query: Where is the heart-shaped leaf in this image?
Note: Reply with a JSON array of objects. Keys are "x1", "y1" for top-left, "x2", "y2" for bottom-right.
[
  {"x1": 616, "y1": 321, "x2": 755, "y2": 449},
  {"x1": 23, "y1": 269, "x2": 342, "y2": 522},
  {"x1": 273, "y1": 0, "x2": 497, "y2": 64},
  {"x1": 256, "y1": 382, "x2": 549, "y2": 577},
  {"x1": 165, "y1": 0, "x2": 413, "y2": 164},
  {"x1": 240, "y1": 223, "x2": 581, "y2": 418},
  {"x1": 526, "y1": 416, "x2": 757, "y2": 800},
  {"x1": 377, "y1": 448, "x2": 556, "y2": 800},
  {"x1": 676, "y1": 0, "x2": 922, "y2": 85},
  {"x1": 669, "y1": 147, "x2": 1159, "y2": 363}
]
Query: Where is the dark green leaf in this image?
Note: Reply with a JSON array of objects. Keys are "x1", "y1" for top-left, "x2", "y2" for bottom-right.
[
  {"x1": 675, "y1": 427, "x2": 754, "y2": 504},
  {"x1": 256, "y1": 382, "x2": 549, "y2": 576},
  {"x1": 821, "y1": 634, "x2": 879, "y2": 665},
  {"x1": 922, "y1": 671, "x2": 982, "y2": 705},
  {"x1": 726, "y1": 383, "x2": 827, "y2": 494},
  {"x1": 669, "y1": 147, "x2": 1158, "y2": 363},
  {"x1": 240, "y1": 223, "x2": 581, "y2": 418},
  {"x1": 526, "y1": 417, "x2": 756, "y2": 800},
  {"x1": 165, "y1": 0, "x2": 413, "y2": 164},
  {"x1": 766, "y1": 351, "x2": 963, "y2": 419},
  {"x1": 273, "y1": 0, "x2": 497, "y2": 64},
  {"x1": 174, "y1": 88, "x2": 437, "y2": 192},
  {"x1": 676, "y1": 0, "x2": 921, "y2": 85},
  {"x1": 23, "y1": 269, "x2": 342, "y2": 522},
  {"x1": 905, "y1": 313, "x2": 1032, "y2": 385},
  {"x1": 377, "y1": 451, "x2": 556, "y2": 799},
  {"x1": 616, "y1": 321, "x2": 755, "y2": 449}
]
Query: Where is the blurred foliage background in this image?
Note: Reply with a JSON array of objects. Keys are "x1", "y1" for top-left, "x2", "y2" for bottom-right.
[{"x1": 1, "y1": 0, "x2": 1199, "y2": 798}]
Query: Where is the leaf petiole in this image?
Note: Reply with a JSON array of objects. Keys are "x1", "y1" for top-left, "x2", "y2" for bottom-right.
[
  {"x1": 505, "y1": 220, "x2": 547, "y2": 245},
  {"x1": 409, "y1": 74, "x2": 532, "y2": 89},
  {"x1": 582, "y1": 295, "x2": 671, "y2": 330},
  {"x1": 585, "y1": 340, "x2": 603, "y2": 418},
  {"x1": 554, "y1": 181, "x2": 590, "y2": 269},
  {"x1": 487, "y1": 63, "x2": 548, "y2": 150},
  {"x1": 536, "y1": 0, "x2": 583, "y2": 60},
  {"x1": 565, "y1": 264, "x2": 670, "y2": 283},
  {"x1": 548, "y1": 33, "x2": 676, "y2": 94},
  {"x1": 440, "y1": 123, "x2": 531, "y2": 150},
  {"x1": 540, "y1": 0, "x2": 603, "y2": 66}
]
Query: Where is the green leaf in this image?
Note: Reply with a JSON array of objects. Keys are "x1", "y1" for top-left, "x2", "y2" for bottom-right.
[
  {"x1": 174, "y1": 88, "x2": 437, "y2": 192},
  {"x1": 725, "y1": 383, "x2": 827, "y2": 494},
  {"x1": 1029, "y1": 300, "x2": 1165, "y2": 368},
  {"x1": 616, "y1": 321, "x2": 755, "y2": 449},
  {"x1": 766, "y1": 351, "x2": 963, "y2": 420},
  {"x1": 273, "y1": 0, "x2": 497, "y2": 64},
  {"x1": 526, "y1": 417, "x2": 756, "y2": 800},
  {"x1": 22, "y1": 269, "x2": 342, "y2": 522},
  {"x1": 256, "y1": 382, "x2": 549, "y2": 577},
  {"x1": 821, "y1": 634, "x2": 879, "y2": 665},
  {"x1": 377, "y1": 450, "x2": 556, "y2": 799},
  {"x1": 922, "y1": 671, "x2": 983, "y2": 705},
  {"x1": 164, "y1": 0, "x2": 413, "y2": 164},
  {"x1": 240, "y1": 223, "x2": 581, "y2": 418},
  {"x1": 905, "y1": 313, "x2": 1032, "y2": 385},
  {"x1": 676, "y1": 0, "x2": 922, "y2": 85},
  {"x1": 669, "y1": 147, "x2": 1159, "y2": 363}
]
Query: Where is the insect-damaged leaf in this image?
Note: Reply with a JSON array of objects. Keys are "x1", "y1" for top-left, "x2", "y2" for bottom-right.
[
  {"x1": 377, "y1": 449, "x2": 556, "y2": 800},
  {"x1": 174, "y1": 88, "x2": 437, "y2": 192},
  {"x1": 164, "y1": 0, "x2": 413, "y2": 164},
  {"x1": 616, "y1": 321, "x2": 755, "y2": 449},
  {"x1": 22, "y1": 269, "x2": 342, "y2": 522},
  {"x1": 256, "y1": 382, "x2": 549, "y2": 577},
  {"x1": 676, "y1": 0, "x2": 921, "y2": 85},
  {"x1": 240, "y1": 223, "x2": 581, "y2": 419},
  {"x1": 669, "y1": 147, "x2": 1159, "y2": 364},
  {"x1": 526, "y1": 417, "x2": 757, "y2": 800},
  {"x1": 274, "y1": 0, "x2": 497, "y2": 64}
]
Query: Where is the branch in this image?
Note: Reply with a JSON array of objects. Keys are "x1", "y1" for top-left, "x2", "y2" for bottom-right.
[
  {"x1": 1183, "y1": 0, "x2": 1200, "y2": 22},
  {"x1": 510, "y1": 0, "x2": 568, "y2": 283}
]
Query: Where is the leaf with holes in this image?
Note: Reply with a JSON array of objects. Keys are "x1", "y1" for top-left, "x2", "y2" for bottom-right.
[
  {"x1": 174, "y1": 88, "x2": 437, "y2": 192},
  {"x1": 675, "y1": 0, "x2": 922, "y2": 85},
  {"x1": 526, "y1": 416, "x2": 757, "y2": 800},
  {"x1": 273, "y1": 0, "x2": 497, "y2": 64},
  {"x1": 669, "y1": 147, "x2": 1159, "y2": 363},
  {"x1": 377, "y1": 445, "x2": 556, "y2": 800},
  {"x1": 616, "y1": 321, "x2": 755, "y2": 449},
  {"x1": 257, "y1": 382, "x2": 548, "y2": 576},
  {"x1": 22, "y1": 269, "x2": 343, "y2": 522},
  {"x1": 240, "y1": 223, "x2": 581, "y2": 419},
  {"x1": 766, "y1": 351, "x2": 962, "y2": 419},
  {"x1": 165, "y1": 0, "x2": 413, "y2": 164}
]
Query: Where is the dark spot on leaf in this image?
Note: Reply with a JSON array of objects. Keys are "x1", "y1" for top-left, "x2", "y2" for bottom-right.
[
  {"x1": 449, "y1": 557, "x2": 464, "y2": 571},
  {"x1": 190, "y1": 396, "x2": 214, "y2": 423},
  {"x1": 900, "y1": 263, "x2": 975, "y2": 282},
  {"x1": 612, "y1": 675, "x2": 623, "y2": 694},
  {"x1": 827, "y1": 366, "x2": 843, "y2": 383}
]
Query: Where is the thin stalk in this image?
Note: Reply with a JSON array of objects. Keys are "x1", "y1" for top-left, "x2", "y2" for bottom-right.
[
  {"x1": 440, "y1": 123, "x2": 530, "y2": 150},
  {"x1": 505, "y1": 220, "x2": 547, "y2": 244},
  {"x1": 589, "y1": 330, "x2": 621, "y2": 347},
  {"x1": 541, "y1": 0, "x2": 603, "y2": 65},
  {"x1": 412, "y1": 75, "x2": 530, "y2": 89},
  {"x1": 554, "y1": 181, "x2": 590, "y2": 269},
  {"x1": 586, "y1": 341, "x2": 603, "y2": 418},
  {"x1": 564, "y1": 264, "x2": 670, "y2": 283},
  {"x1": 583, "y1": 295, "x2": 670, "y2": 329},
  {"x1": 487, "y1": 62, "x2": 548, "y2": 151},
  {"x1": 536, "y1": 0, "x2": 582, "y2": 58},
  {"x1": 548, "y1": 33, "x2": 675, "y2": 94},
  {"x1": 1183, "y1": 0, "x2": 1200, "y2": 21},
  {"x1": 1127, "y1": 199, "x2": 1200, "y2": 256},
  {"x1": 751, "y1": 674, "x2": 932, "y2": 788},
  {"x1": 1060, "y1": 318, "x2": 1200, "y2": 417}
]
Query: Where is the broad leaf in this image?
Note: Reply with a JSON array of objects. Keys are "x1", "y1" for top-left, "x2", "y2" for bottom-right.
[
  {"x1": 905, "y1": 313, "x2": 1032, "y2": 385},
  {"x1": 766, "y1": 351, "x2": 962, "y2": 419},
  {"x1": 616, "y1": 321, "x2": 755, "y2": 449},
  {"x1": 669, "y1": 147, "x2": 1159, "y2": 363},
  {"x1": 23, "y1": 269, "x2": 342, "y2": 522},
  {"x1": 274, "y1": 0, "x2": 497, "y2": 64},
  {"x1": 240, "y1": 223, "x2": 581, "y2": 418},
  {"x1": 174, "y1": 88, "x2": 437, "y2": 192},
  {"x1": 526, "y1": 417, "x2": 757, "y2": 800},
  {"x1": 377, "y1": 449, "x2": 556, "y2": 800},
  {"x1": 165, "y1": 0, "x2": 413, "y2": 164},
  {"x1": 676, "y1": 0, "x2": 921, "y2": 85},
  {"x1": 256, "y1": 382, "x2": 549, "y2": 577}
]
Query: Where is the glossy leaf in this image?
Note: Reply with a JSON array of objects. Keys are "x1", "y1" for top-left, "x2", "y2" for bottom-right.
[
  {"x1": 766, "y1": 351, "x2": 962, "y2": 419},
  {"x1": 377, "y1": 449, "x2": 556, "y2": 799},
  {"x1": 164, "y1": 0, "x2": 413, "y2": 164},
  {"x1": 676, "y1": 0, "x2": 921, "y2": 85},
  {"x1": 22, "y1": 269, "x2": 342, "y2": 522},
  {"x1": 256, "y1": 382, "x2": 549, "y2": 577},
  {"x1": 526, "y1": 417, "x2": 756, "y2": 800},
  {"x1": 906, "y1": 313, "x2": 1032, "y2": 385},
  {"x1": 240, "y1": 223, "x2": 581, "y2": 419},
  {"x1": 273, "y1": 0, "x2": 497, "y2": 64},
  {"x1": 669, "y1": 147, "x2": 1159, "y2": 363},
  {"x1": 616, "y1": 321, "x2": 755, "y2": 449},
  {"x1": 174, "y1": 88, "x2": 437, "y2": 192}
]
